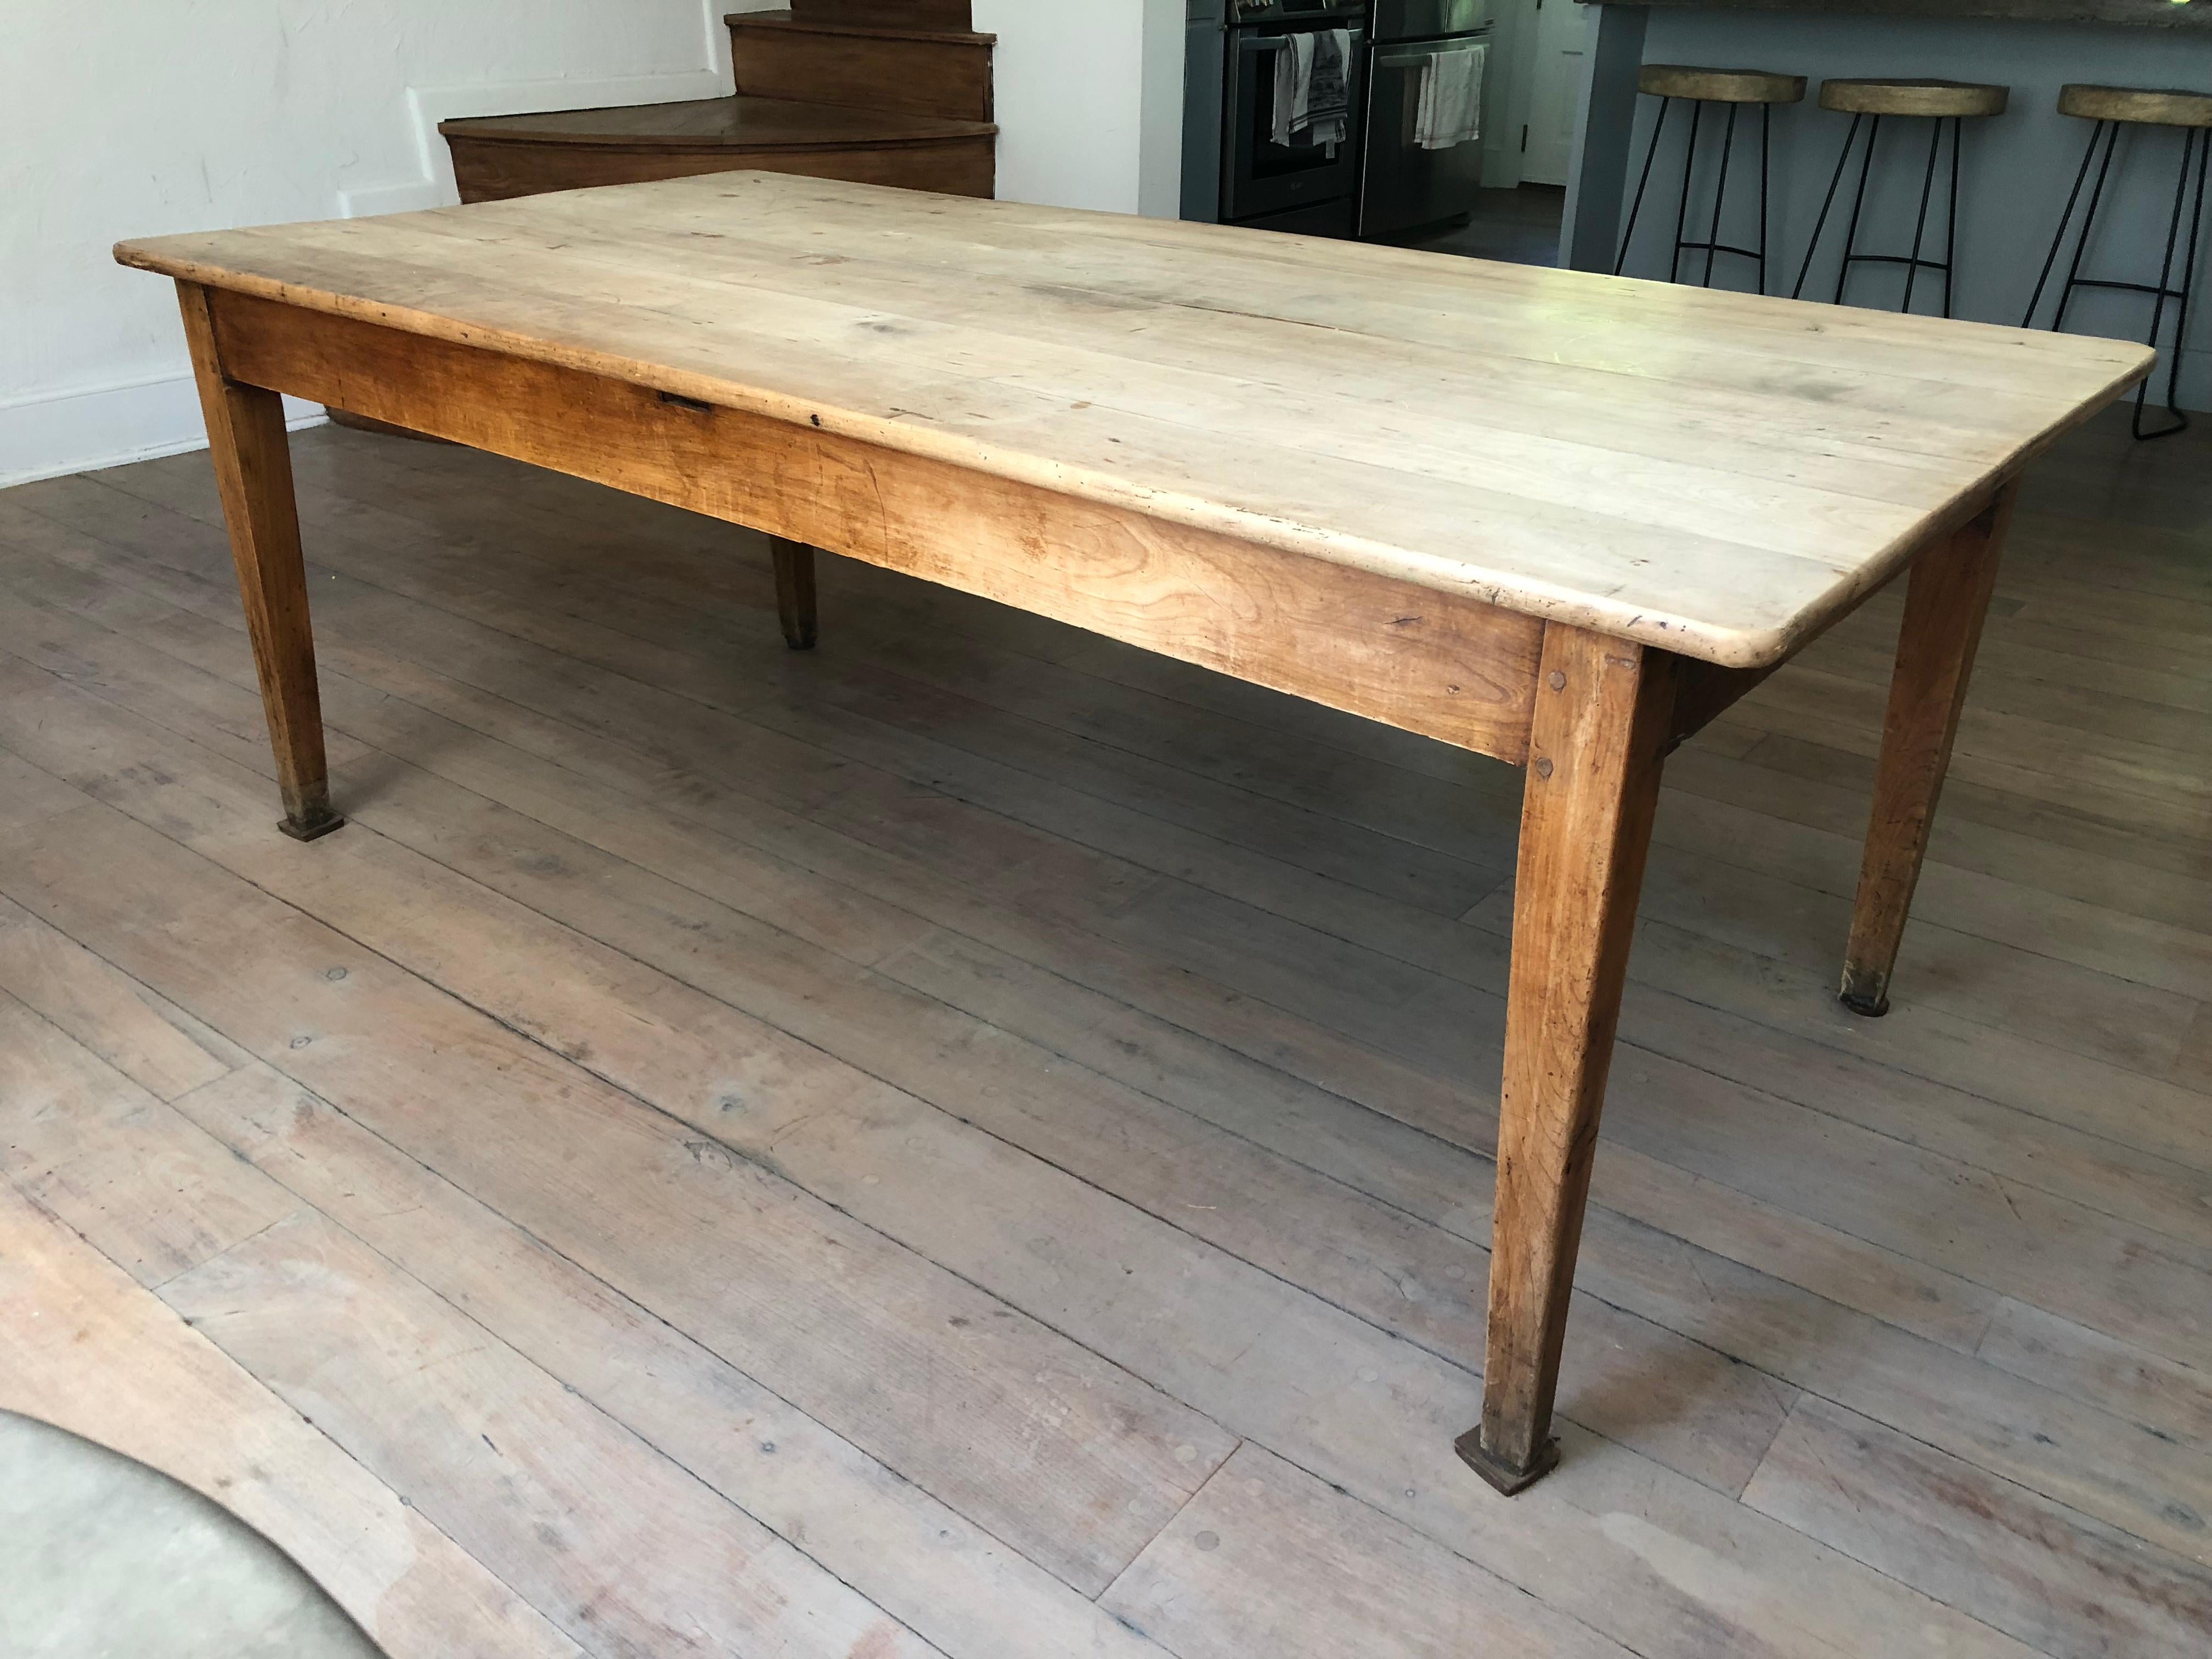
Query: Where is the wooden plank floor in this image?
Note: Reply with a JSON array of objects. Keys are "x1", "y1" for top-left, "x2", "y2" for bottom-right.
[{"x1": 1, "y1": 405, "x2": 2208, "y2": 1657}]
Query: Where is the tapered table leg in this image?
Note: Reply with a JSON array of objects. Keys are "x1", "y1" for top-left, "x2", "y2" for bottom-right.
[
  {"x1": 1459, "y1": 624, "x2": 1675, "y2": 1496},
  {"x1": 1839, "y1": 486, "x2": 2015, "y2": 1016},
  {"x1": 176, "y1": 281, "x2": 343, "y2": 842},
  {"x1": 771, "y1": 537, "x2": 819, "y2": 650}
]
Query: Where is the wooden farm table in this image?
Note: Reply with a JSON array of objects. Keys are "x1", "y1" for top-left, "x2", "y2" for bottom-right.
[{"x1": 117, "y1": 173, "x2": 2151, "y2": 1497}]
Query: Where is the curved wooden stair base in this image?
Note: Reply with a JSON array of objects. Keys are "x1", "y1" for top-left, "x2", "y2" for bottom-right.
[
  {"x1": 439, "y1": 95, "x2": 995, "y2": 205},
  {"x1": 439, "y1": 5, "x2": 995, "y2": 208},
  {"x1": 338, "y1": 3, "x2": 995, "y2": 441}
]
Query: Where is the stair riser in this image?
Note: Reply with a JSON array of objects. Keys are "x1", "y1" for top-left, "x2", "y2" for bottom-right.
[
  {"x1": 448, "y1": 137, "x2": 995, "y2": 205},
  {"x1": 731, "y1": 23, "x2": 992, "y2": 123},
  {"x1": 791, "y1": 0, "x2": 973, "y2": 29}
]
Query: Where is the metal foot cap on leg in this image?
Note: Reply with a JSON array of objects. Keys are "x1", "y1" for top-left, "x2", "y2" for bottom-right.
[
  {"x1": 1454, "y1": 1427, "x2": 1560, "y2": 1497},
  {"x1": 278, "y1": 809, "x2": 346, "y2": 843},
  {"x1": 1838, "y1": 966, "x2": 1891, "y2": 1018}
]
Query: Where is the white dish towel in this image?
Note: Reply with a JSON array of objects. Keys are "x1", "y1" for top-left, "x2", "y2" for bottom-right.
[
  {"x1": 1414, "y1": 42, "x2": 1487, "y2": 151},
  {"x1": 1273, "y1": 29, "x2": 1353, "y2": 150}
]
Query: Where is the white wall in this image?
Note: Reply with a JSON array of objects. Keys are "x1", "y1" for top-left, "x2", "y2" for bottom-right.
[
  {"x1": 2, "y1": 1, "x2": 1181, "y2": 487},
  {"x1": 975, "y1": 0, "x2": 1183, "y2": 218},
  {"x1": 1, "y1": 1, "x2": 740, "y2": 487}
]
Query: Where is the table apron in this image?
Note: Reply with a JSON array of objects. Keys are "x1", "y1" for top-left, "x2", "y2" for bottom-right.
[{"x1": 204, "y1": 285, "x2": 1545, "y2": 764}]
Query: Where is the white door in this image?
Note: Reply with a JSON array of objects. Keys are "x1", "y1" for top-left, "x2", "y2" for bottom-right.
[{"x1": 1520, "y1": 0, "x2": 1596, "y2": 187}]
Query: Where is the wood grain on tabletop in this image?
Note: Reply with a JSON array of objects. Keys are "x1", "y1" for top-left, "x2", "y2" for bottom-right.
[{"x1": 114, "y1": 172, "x2": 2152, "y2": 668}]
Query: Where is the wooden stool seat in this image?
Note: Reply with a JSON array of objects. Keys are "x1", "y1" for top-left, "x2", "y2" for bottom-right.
[
  {"x1": 2058, "y1": 84, "x2": 2212, "y2": 129},
  {"x1": 1820, "y1": 78, "x2": 2008, "y2": 120},
  {"x1": 1637, "y1": 65, "x2": 1805, "y2": 106}
]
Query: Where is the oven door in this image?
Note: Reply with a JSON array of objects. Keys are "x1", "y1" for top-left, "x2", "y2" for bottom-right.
[
  {"x1": 1358, "y1": 33, "x2": 1489, "y2": 239},
  {"x1": 1223, "y1": 22, "x2": 1367, "y2": 224}
]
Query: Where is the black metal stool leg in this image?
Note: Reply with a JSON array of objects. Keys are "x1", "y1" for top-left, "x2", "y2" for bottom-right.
[
  {"x1": 1671, "y1": 99, "x2": 1706, "y2": 283},
  {"x1": 2165, "y1": 128, "x2": 2210, "y2": 433},
  {"x1": 2023, "y1": 120, "x2": 2111, "y2": 326},
  {"x1": 1703, "y1": 103, "x2": 1740, "y2": 287},
  {"x1": 1627, "y1": 89, "x2": 1782, "y2": 292},
  {"x1": 2029, "y1": 117, "x2": 2205, "y2": 442},
  {"x1": 1792, "y1": 112, "x2": 1865, "y2": 300},
  {"x1": 1942, "y1": 117, "x2": 1962, "y2": 318},
  {"x1": 1615, "y1": 97, "x2": 1672, "y2": 276},
  {"x1": 1835, "y1": 114, "x2": 1883, "y2": 304},
  {"x1": 2135, "y1": 124, "x2": 2208, "y2": 440},
  {"x1": 2052, "y1": 122, "x2": 2122, "y2": 335},
  {"x1": 1798, "y1": 109, "x2": 1967, "y2": 317},
  {"x1": 1899, "y1": 116, "x2": 1945, "y2": 314},
  {"x1": 1757, "y1": 103, "x2": 1774, "y2": 295}
]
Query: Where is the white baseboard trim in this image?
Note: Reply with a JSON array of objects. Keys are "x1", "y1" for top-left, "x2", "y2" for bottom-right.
[
  {"x1": 9, "y1": 5, "x2": 758, "y2": 489},
  {"x1": 0, "y1": 375, "x2": 325, "y2": 491}
]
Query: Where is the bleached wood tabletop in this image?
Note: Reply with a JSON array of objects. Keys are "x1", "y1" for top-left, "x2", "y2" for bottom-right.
[
  {"x1": 117, "y1": 172, "x2": 2150, "y2": 1501},
  {"x1": 117, "y1": 172, "x2": 2149, "y2": 669}
]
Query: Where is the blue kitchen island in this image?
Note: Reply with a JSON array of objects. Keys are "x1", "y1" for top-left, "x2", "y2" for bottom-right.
[{"x1": 1562, "y1": 0, "x2": 2212, "y2": 407}]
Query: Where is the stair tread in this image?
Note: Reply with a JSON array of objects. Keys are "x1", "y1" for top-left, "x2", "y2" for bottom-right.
[
  {"x1": 726, "y1": 8, "x2": 994, "y2": 46},
  {"x1": 440, "y1": 95, "x2": 994, "y2": 150}
]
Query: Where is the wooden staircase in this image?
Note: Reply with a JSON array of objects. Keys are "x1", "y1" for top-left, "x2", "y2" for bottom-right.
[
  {"x1": 438, "y1": 2, "x2": 996, "y2": 206},
  {"x1": 334, "y1": 3, "x2": 993, "y2": 443}
]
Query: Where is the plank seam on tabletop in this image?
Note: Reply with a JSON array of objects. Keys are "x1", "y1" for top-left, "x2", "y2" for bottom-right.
[{"x1": 110, "y1": 172, "x2": 2159, "y2": 668}]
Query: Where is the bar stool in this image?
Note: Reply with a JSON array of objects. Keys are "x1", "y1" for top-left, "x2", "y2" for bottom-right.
[
  {"x1": 1791, "y1": 79, "x2": 2009, "y2": 317},
  {"x1": 1615, "y1": 65, "x2": 1808, "y2": 292},
  {"x1": 2023, "y1": 84, "x2": 2212, "y2": 441}
]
